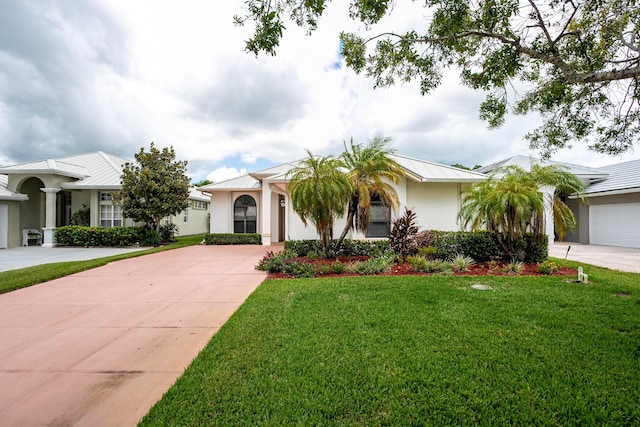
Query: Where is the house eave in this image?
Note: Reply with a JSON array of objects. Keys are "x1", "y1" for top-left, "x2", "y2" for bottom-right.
[{"x1": 570, "y1": 187, "x2": 640, "y2": 198}]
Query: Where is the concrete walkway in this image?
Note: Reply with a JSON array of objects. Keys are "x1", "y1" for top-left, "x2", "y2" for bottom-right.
[
  {"x1": 0, "y1": 246, "x2": 150, "y2": 273},
  {"x1": 549, "y1": 242, "x2": 640, "y2": 273},
  {"x1": 0, "y1": 245, "x2": 270, "y2": 426}
]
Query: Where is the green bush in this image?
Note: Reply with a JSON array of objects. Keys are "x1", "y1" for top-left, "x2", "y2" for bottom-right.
[
  {"x1": 203, "y1": 233, "x2": 261, "y2": 245},
  {"x1": 55, "y1": 226, "x2": 150, "y2": 247},
  {"x1": 285, "y1": 239, "x2": 390, "y2": 257},
  {"x1": 537, "y1": 260, "x2": 560, "y2": 275},
  {"x1": 407, "y1": 257, "x2": 453, "y2": 274},
  {"x1": 416, "y1": 230, "x2": 548, "y2": 263},
  {"x1": 345, "y1": 253, "x2": 395, "y2": 275}
]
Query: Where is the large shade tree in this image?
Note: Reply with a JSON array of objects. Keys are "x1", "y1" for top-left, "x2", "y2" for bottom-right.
[
  {"x1": 287, "y1": 151, "x2": 352, "y2": 256},
  {"x1": 235, "y1": 0, "x2": 640, "y2": 157},
  {"x1": 112, "y1": 143, "x2": 190, "y2": 232},
  {"x1": 335, "y1": 135, "x2": 404, "y2": 247}
]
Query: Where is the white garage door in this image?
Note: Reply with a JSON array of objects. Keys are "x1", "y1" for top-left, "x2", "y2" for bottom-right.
[{"x1": 590, "y1": 203, "x2": 640, "y2": 248}]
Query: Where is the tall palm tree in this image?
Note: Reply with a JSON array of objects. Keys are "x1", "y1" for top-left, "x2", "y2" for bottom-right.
[
  {"x1": 287, "y1": 151, "x2": 352, "y2": 257},
  {"x1": 335, "y1": 135, "x2": 405, "y2": 248}
]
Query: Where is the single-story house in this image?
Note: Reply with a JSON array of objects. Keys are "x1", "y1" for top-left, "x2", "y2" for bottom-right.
[
  {"x1": 198, "y1": 154, "x2": 488, "y2": 245},
  {"x1": 0, "y1": 151, "x2": 210, "y2": 249},
  {"x1": 478, "y1": 155, "x2": 640, "y2": 249}
]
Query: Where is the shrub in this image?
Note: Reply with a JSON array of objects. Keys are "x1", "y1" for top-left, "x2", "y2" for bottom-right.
[
  {"x1": 417, "y1": 246, "x2": 437, "y2": 260},
  {"x1": 282, "y1": 260, "x2": 316, "y2": 278},
  {"x1": 451, "y1": 254, "x2": 475, "y2": 272},
  {"x1": 256, "y1": 251, "x2": 295, "y2": 273},
  {"x1": 346, "y1": 254, "x2": 394, "y2": 275},
  {"x1": 389, "y1": 207, "x2": 419, "y2": 258},
  {"x1": 331, "y1": 260, "x2": 346, "y2": 274},
  {"x1": 505, "y1": 260, "x2": 524, "y2": 275},
  {"x1": 70, "y1": 205, "x2": 90, "y2": 226},
  {"x1": 407, "y1": 257, "x2": 453, "y2": 274},
  {"x1": 537, "y1": 260, "x2": 559, "y2": 275},
  {"x1": 55, "y1": 225, "x2": 151, "y2": 247},
  {"x1": 415, "y1": 230, "x2": 547, "y2": 263},
  {"x1": 285, "y1": 239, "x2": 389, "y2": 257},
  {"x1": 159, "y1": 223, "x2": 178, "y2": 243},
  {"x1": 204, "y1": 233, "x2": 261, "y2": 245}
]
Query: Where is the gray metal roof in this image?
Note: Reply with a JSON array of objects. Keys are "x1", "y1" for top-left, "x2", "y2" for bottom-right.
[
  {"x1": 0, "y1": 158, "x2": 89, "y2": 178},
  {"x1": 198, "y1": 174, "x2": 261, "y2": 192},
  {"x1": 391, "y1": 154, "x2": 487, "y2": 182},
  {"x1": 0, "y1": 175, "x2": 28, "y2": 201},
  {"x1": 583, "y1": 159, "x2": 640, "y2": 196},
  {"x1": 477, "y1": 155, "x2": 608, "y2": 181},
  {"x1": 59, "y1": 152, "x2": 130, "y2": 189}
]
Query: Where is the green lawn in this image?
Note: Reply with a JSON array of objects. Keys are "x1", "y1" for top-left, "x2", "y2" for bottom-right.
[
  {"x1": 140, "y1": 263, "x2": 640, "y2": 426},
  {"x1": 0, "y1": 234, "x2": 204, "y2": 295}
]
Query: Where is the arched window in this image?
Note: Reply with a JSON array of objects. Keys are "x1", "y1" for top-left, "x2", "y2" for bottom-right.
[
  {"x1": 234, "y1": 195, "x2": 257, "y2": 233},
  {"x1": 366, "y1": 194, "x2": 391, "y2": 238}
]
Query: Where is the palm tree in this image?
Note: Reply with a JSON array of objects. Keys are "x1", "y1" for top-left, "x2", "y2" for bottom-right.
[
  {"x1": 458, "y1": 163, "x2": 583, "y2": 257},
  {"x1": 287, "y1": 151, "x2": 352, "y2": 257},
  {"x1": 335, "y1": 135, "x2": 405, "y2": 248},
  {"x1": 528, "y1": 164, "x2": 585, "y2": 241}
]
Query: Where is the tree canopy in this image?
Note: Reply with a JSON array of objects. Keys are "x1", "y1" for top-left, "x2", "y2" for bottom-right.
[
  {"x1": 113, "y1": 143, "x2": 190, "y2": 231},
  {"x1": 235, "y1": 0, "x2": 640, "y2": 157}
]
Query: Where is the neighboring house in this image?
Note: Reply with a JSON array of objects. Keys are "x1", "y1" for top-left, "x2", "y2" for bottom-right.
[
  {"x1": 165, "y1": 187, "x2": 211, "y2": 236},
  {"x1": 198, "y1": 154, "x2": 488, "y2": 245},
  {"x1": 0, "y1": 151, "x2": 210, "y2": 249},
  {"x1": 479, "y1": 155, "x2": 640, "y2": 249},
  {"x1": 567, "y1": 159, "x2": 640, "y2": 248}
]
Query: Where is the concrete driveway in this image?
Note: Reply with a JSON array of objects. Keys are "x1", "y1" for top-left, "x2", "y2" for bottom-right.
[
  {"x1": 549, "y1": 242, "x2": 640, "y2": 273},
  {"x1": 0, "y1": 245, "x2": 269, "y2": 426}
]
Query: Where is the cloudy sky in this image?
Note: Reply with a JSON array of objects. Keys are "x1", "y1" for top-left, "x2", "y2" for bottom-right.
[{"x1": 1, "y1": 1, "x2": 639, "y2": 183}]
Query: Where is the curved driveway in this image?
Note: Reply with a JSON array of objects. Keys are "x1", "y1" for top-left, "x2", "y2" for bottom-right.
[{"x1": 0, "y1": 245, "x2": 270, "y2": 426}]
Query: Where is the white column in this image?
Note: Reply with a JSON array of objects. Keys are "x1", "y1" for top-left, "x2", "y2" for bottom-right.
[
  {"x1": 41, "y1": 187, "x2": 61, "y2": 248},
  {"x1": 541, "y1": 185, "x2": 555, "y2": 246},
  {"x1": 261, "y1": 184, "x2": 272, "y2": 245}
]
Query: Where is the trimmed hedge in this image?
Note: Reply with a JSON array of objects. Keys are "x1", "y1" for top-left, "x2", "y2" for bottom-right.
[
  {"x1": 416, "y1": 230, "x2": 548, "y2": 263},
  {"x1": 55, "y1": 226, "x2": 158, "y2": 247},
  {"x1": 203, "y1": 233, "x2": 261, "y2": 245},
  {"x1": 285, "y1": 239, "x2": 391, "y2": 257}
]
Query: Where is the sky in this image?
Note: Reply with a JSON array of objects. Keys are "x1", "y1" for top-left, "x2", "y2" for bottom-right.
[{"x1": 1, "y1": 1, "x2": 639, "y2": 183}]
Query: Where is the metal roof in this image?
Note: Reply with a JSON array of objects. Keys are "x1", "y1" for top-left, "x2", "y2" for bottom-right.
[
  {"x1": 198, "y1": 174, "x2": 261, "y2": 192},
  {"x1": 0, "y1": 175, "x2": 28, "y2": 201},
  {"x1": 583, "y1": 159, "x2": 640, "y2": 196},
  {"x1": 0, "y1": 158, "x2": 89, "y2": 178},
  {"x1": 59, "y1": 152, "x2": 129, "y2": 189},
  {"x1": 477, "y1": 155, "x2": 608, "y2": 181},
  {"x1": 391, "y1": 154, "x2": 487, "y2": 182}
]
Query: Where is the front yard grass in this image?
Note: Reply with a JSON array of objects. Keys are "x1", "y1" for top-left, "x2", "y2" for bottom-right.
[
  {"x1": 140, "y1": 264, "x2": 640, "y2": 426},
  {"x1": 0, "y1": 234, "x2": 204, "y2": 295}
]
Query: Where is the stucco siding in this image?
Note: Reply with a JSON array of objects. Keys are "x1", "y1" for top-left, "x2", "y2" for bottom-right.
[{"x1": 406, "y1": 181, "x2": 461, "y2": 231}]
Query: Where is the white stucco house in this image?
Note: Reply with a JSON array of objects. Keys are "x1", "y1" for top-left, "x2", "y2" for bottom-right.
[
  {"x1": 479, "y1": 155, "x2": 640, "y2": 249},
  {"x1": 198, "y1": 154, "x2": 488, "y2": 246},
  {"x1": 0, "y1": 151, "x2": 210, "y2": 249}
]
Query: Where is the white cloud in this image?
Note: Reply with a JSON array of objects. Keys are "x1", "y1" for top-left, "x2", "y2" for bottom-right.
[{"x1": 206, "y1": 166, "x2": 247, "y2": 183}]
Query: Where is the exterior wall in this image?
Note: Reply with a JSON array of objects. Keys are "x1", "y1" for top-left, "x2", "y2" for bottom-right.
[
  {"x1": 170, "y1": 200, "x2": 210, "y2": 236},
  {"x1": 406, "y1": 181, "x2": 462, "y2": 231}
]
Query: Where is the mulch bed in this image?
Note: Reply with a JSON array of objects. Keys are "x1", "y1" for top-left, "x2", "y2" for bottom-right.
[{"x1": 267, "y1": 256, "x2": 577, "y2": 279}]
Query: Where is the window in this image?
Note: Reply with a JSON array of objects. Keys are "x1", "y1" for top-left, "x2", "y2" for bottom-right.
[
  {"x1": 366, "y1": 195, "x2": 391, "y2": 238},
  {"x1": 99, "y1": 192, "x2": 122, "y2": 227},
  {"x1": 234, "y1": 195, "x2": 257, "y2": 233},
  {"x1": 183, "y1": 209, "x2": 188, "y2": 222}
]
